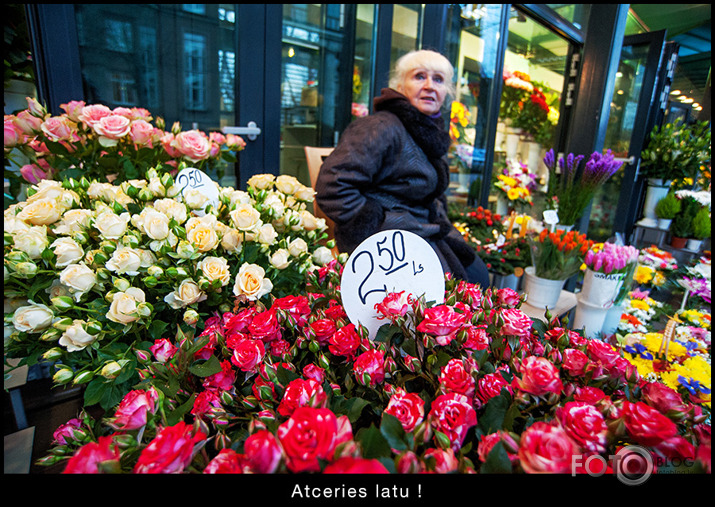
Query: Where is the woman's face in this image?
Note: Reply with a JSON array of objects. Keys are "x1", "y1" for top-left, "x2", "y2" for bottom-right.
[{"x1": 401, "y1": 67, "x2": 448, "y2": 116}]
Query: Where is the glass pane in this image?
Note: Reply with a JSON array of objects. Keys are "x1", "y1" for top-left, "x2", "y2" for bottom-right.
[
  {"x1": 545, "y1": 4, "x2": 591, "y2": 31},
  {"x1": 390, "y1": 5, "x2": 423, "y2": 67},
  {"x1": 279, "y1": 4, "x2": 352, "y2": 186},
  {"x1": 73, "y1": 4, "x2": 238, "y2": 186},
  {"x1": 492, "y1": 7, "x2": 570, "y2": 218},
  {"x1": 588, "y1": 42, "x2": 651, "y2": 241},
  {"x1": 352, "y1": 5, "x2": 375, "y2": 120}
]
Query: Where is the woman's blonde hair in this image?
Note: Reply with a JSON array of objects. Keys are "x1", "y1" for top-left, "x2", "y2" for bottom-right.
[{"x1": 389, "y1": 49, "x2": 456, "y2": 100}]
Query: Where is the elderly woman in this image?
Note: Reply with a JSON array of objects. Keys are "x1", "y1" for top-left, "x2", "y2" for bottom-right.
[{"x1": 315, "y1": 49, "x2": 490, "y2": 287}]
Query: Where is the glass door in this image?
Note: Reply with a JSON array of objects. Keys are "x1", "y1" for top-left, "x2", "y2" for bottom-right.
[{"x1": 588, "y1": 31, "x2": 667, "y2": 241}]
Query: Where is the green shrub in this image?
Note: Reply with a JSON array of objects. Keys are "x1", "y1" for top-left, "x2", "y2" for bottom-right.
[
  {"x1": 670, "y1": 197, "x2": 700, "y2": 238},
  {"x1": 654, "y1": 192, "x2": 681, "y2": 219},
  {"x1": 692, "y1": 207, "x2": 711, "y2": 239}
]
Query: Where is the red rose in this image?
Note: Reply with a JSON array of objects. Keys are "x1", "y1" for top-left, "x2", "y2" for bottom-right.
[
  {"x1": 224, "y1": 307, "x2": 257, "y2": 336},
  {"x1": 477, "y1": 431, "x2": 519, "y2": 464},
  {"x1": 462, "y1": 325, "x2": 490, "y2": 351},
  {"x1": 476, "y1": 372, "x2": 512, "y2": 406},
  {"x1": 230, "y1": 338, "x2": 265, "y2": 373},
  {"x1": 353, "y1": 349, "x2": 386, "y2": 386},
  {"x1": 499, "y1": 308, "x2": 532, "y2": 337},
  {"x1": 374, "y1": 291, "x2": 412, "y2": 320},
  {"x1": 324, "y1": 302, "x2": 347, "y2": 321},
  {"x1": 309, "y1": 318, "x2": 337, "y2": 345},
  {"x1": 416, "y1": 304, "x2": 468, "y2": 345},
  {"x1": 518, "y1": 421, "x2": 576, "y2": 473},
  {"x1": 191, "y1": 389, "x2": 223, "y2": 419},
  {"x1": 63, "y1": 435, "x2": 120, "y2": 474},
  {"x1": 574, "y1": 386, "x2": 608, "y2": 405},
  {"x1": 556, "y1": 401, "x2": 607, "y2": 454},
  {"x1": 108, "y1": 388, "x2": 159, "y2": 430},
  {"x1": 622, "y1": 401, "x2": 678, "y2": 446},
  {"x1": 640, "y1": 382, "x2": 690, "y2": 419},
  {"x1": 562, "y1": 348, "x2": 590, "y2": 377},
  {"x1": 203, "y1": 448, "x2": 248, "y2": 474},
  {"x1": 655, "y1": 435, "x2": 696, "y2": 461},
  {"x1": 244, "y1": 430, "x2": 283, "y2": 473},
  {"x1": 384, "y1": 389, "x2": 425, "y2": 432},
  {"x1": 497, "y1": 288, "x2": 521, "y2": 307},
  {"x1": 586, "y1": 339, "x2": 619, "y2": 367},
  {"x1": 423, "y1": 448, "x2": 459, "y2": 473},
  {"x1": 248, "y1": 308, "x2": 282, "y2": 342},
  {"x1": 428, "y1": 392, "x2": 477, "y2": 452},
  {"x1": 150, "y1": 338, "x2": 177, "y2": 363},
  {"x1": 203, "y1": 359, "x2": 236, "y2": 392},
  {"x1": 277, "y1": 407, "x2": 339, "y2": 473},
  {"x1": 512, "y1": 355, "x2": 563, "y2": 397},
  {"x1": 328, "y1": 322, "x2": 361, "y2": 358},
  {"x1": 456, "y1": 280, "x2": 483, "y2": 310},
  {"x1": 272, "y1": 295, "x2": 311, "y2": 327},
  {"x1": 324, "y1": 456, "x2": 390, "y2": 474},
  {"x1": 302, "y1": 363, "x2": 325, "y2": 383},
  {"x1": 439, "y1": 358, "x2": 476, "y2": 398},
  {"x1": 134, "y1": 421, "x2": 207, "y2": 474},
  {"x1": 278, "y1": 378, "x2": 327, "y2": 417}
]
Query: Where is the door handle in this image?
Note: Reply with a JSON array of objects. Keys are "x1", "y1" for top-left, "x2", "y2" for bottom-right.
[{"x1": 222, "y1": 121, "x2": 261, "y2": 141}]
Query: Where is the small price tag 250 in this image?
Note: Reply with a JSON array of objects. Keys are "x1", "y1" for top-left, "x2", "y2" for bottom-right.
[
  {"x1": 175, "y1": 167, "x2": 220, "y2": 215},
  {"x1": 340, "y1": 230, "x2": 445, "y2": 339}
]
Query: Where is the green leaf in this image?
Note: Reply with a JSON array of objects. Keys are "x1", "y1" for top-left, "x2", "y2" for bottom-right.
[
  {"x1": 479, "y1": 392, "x2": 510, "y2": 433},
  {"x1": 166, "y1": 393, "x2": 197, "y2": 426},
  {"x1": 379, "y1": 413, "x2": 409, "y2": 452},
  {"x1": 355, "y1": 424, "x2": 391, "y2": 459},
  {"x1": 346, "y1": 397, "x2": 370, "y2": 423},
  {"x1": 189, "y1": 354, "x2": 223, "y2": 378},
  {"x1": 480, "y1": 442, "x2": 513, "y2": 473},
  {"x1": 148, "y1": 320, "x2": 170, "y2": 341}
]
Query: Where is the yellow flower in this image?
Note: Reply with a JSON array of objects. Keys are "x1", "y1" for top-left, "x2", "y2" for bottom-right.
[
  {"x1": 634, "y1": 265, "x2": 655, "y2": 284},
  {"x1": 498, "y1": 175, "x2": 517, "y2": 187},
  {"x1": 507, "y1": 188, "x2": 521, "y2": 201},
  {"x1": 630, "y1": 299, "x2": 650, "y2": 311},
  {"x1": 450, "y1": 102, "x2": 470, "y2": 127}
]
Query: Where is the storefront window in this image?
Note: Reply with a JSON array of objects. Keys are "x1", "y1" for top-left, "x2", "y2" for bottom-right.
[
  {"x1": 351, "y1": 5, "x2": 375, "y2": 121},
  {"x1": 391, "y1": 5, "x2": 423, "y2": 66}
]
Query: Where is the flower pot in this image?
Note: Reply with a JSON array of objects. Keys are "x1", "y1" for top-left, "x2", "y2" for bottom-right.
[
  {"x1": 657, "y1": 218, "x2": 672, "y2": 230},
  {"x1": 526, "y1": 142, "x2": 542, "y2": 177},
  {"x1": 670, "y1": 236, "x2": 688, "y2": 249},
  {"x1": 495, "y1": 196, "x2": 509, "y2": 216},
  {"x1": 494, "y1": 122, "x2": 506, "y2": 151},
  {"x1": 580, "y1": 269, "x2": 624, "y2": 308},
  {"x1": 601, "y1": 301, "x2": 625, "y2": 335},
  {"x1": 505, "y1": 132, "x2": 520, "y2": 160},
  {"x1": 686, "y1": 238, "x2": 703, "y2": 252},
  {"x1": 522, "y1": 267, "x2": 565, "y2": 310},
  {"x1": 640, "y1": 180, "x2": 671, "y2": 227},
  {"x1": 491, "y1": 272, "x2": 521, "y2": 291},
  {"x1": 572, "y1": 295, "x2": 609, "y2": 339}
]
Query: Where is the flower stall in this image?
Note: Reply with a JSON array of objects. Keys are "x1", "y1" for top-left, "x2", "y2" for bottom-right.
[{"x1": 4, "y1": 97, "x2": 712, "y2": 480}]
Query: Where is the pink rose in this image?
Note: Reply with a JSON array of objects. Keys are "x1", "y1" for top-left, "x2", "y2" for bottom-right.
[
  {"x1": 324, "y1": 456, "x2": 390, "y2": 474},
  {"x1": 477, "y1": 431, "x2": 519, "y2": 464},
  {"x1": 353, "y1": 348, "x2": 386, "y2": 386},
  {"x1": 512, "y1": 355, "x2": 563, "y2": 397},
  {"x1": 328, "y1": 322, "x2": 361, "y2": 358},
  {"x1": 248, "y1": 308, "x2": 282, "y2": 343},
  {"x1": 476, "y1": 372, "x2": 512, "y2": 406},
  {"x1": 60, "y1": 100, "x2": 86, "y2": 121},
  {"x1": 562, "y1": 348, "x2": 590, "y2": 377},
  {"x1": 277, "y1": 407, "x2": 339, "y2": 473},
  {"x1": 41, "y1": 116, "x2": 75, "y2": 142},
  {"x1": 308, "y1": 318, "x2": 337, "y2": 345},
  {"x1": 640, "y1": 381, "x2": 690, "y2": 419},
  {"x1": 13, "y1": 110, "x2": 43, "y2": 134},
  {"x1": 190, "y1": 389, "x2": 223, "y2": 419},
  {"x1": 497, "y1": 288, "x2": 521, "y2": 307},
  {"x1": 93, "y1": 114, "x2": 131, "y2": 141},
  {"x1": 172, "y1": 130, "x2": 210, "y2": 162},
  {"x1": 53, "y1": 418, "x2": 83, "y2": 445},
  {"x1": 203, "y1": 360, "x2": 236, "y2": 392},
  {"x1": 63, "y1": 435, "x2": 120, "y2": 474},
  {"x1": 555, "y1": 401, "x2": 607, "y2": 454},
  {"x1": 384, "y1": 389, "x2": 425, "y2": 432},
  {"x1": 244, "y1": 430, "x2": 283, "y2": 473},
  {"x1": 499, "y1": 308, "x2": 532, "y2": 337},
  {"x1": 428, "y1": 392, "x2": 477, "y2": 452},
  {"x1": 574, "y1": 386, "x2": 608, "y2": 405},
  {"x1": 278, "y1": 378, "x2": 327, "y2": 417},
  {"x1": 622, "y1": 401, "x2": 678, "y2": 446},
  {"x1": 272, "y1": 295, "x2": 311, "y2": 327},
  {"x1": 161, "y1": 132, "x2": 182, "y2": 157},
  {"x1": 134, "y1": 421, "x2": 207, "y2": 474},
  {"x1": 4, "y1": 118, "x2": 23, "y2": 147},
  {"x1": 78, "y1": 103, "x2": 112, "y2": 128},
  {"x1": 439, "y1": 358, "x2": 476, "y2": 398},
  {"x1": 416, "y1": 304, "x2": 469, "y2": 345},
  {"x1": 203, "y1": 448, "x2": 248, "y2": 474},
  {"x1": 586, "y1": 339, "x2": 620, "y2": 367},
  {"x1": 20, "y1": 163, "x2": 49, "y2": 184},
  {"x1": 518, "y1": 421, "x2": 576, "y2": 473},
  {"x1": 129, "y1": 119, "x2": 159, "y2": 146},
  {"x1": 374, "y1": 291, "x2": 412, "y2": 320},
  {"x1": 423, "y1": 448, "x2": 459, "y2": 473},
  {"x1": 150, "y1": 338, "x2": 177, "y2": 363},
  {"x1": 456, "y1": 280, "x2": 483, "y2": 309},
  {"x1": 230, "y1": 338, "x2": 265, "y2": 373},
  {"x1": 109, "y1": 388, "x2": 159, "y2": 430},
  {"x1": 462, "y1": 325, "x2": 490, "y2": 350}
]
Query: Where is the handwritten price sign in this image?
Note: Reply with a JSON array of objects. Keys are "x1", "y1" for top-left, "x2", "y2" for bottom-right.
[
  {"x1": 340, "y1": 230, "x2": 445, "y2": 339},
  {"x1": 175, "y1": 168, "x2": 220, "y2": 216}
]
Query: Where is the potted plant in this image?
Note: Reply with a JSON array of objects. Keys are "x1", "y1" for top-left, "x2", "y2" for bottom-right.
[
  {"x1": 669, "y1": 196, "x2": 700, "y2": 249},
  {"x1": 689, "y1": 205, "x2": 710, "y2": 251},
  {"x1": 654, "y1": 192, "x2": 681, "y2": 230}
]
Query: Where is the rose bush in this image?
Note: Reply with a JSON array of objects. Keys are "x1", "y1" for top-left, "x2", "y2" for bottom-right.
[
  {"x1": 4, "y1": 171, "x2": 332, "y2": 409},
  {"x1": 37, "y1": 262, "x2": 710, "y2": 475}
]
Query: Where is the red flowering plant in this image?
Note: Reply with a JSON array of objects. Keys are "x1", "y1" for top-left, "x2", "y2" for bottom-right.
[{"x1": 37, "y1": 256, "x2": 710, "y2": 476}]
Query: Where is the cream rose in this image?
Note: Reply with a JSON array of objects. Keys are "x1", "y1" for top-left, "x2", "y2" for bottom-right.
[
  {"x1": 106, "y1": 247, "x2": 142, "y2": 275},
  {"x1": 153, "y1": 198, "x2": 188, "y2": 224},
  {"x1": 233, "y1": 263, "x2": 273, "y2": 301},
  {"x1": 106, "y1": 287, "x2": 146, "y2": 324},
  {"x1": 59, "y1": 320, "x2": 97, "y2": 352},
  {"x1": 53, "y1": 209, "x2": 93, "y2": 236},
  {"x1": 313, "y1": 246, "x2": 335, "y2": 266},
  {"x1": 294, "y1": 185, "x2": 316, "y2": 202},
  {"x1": 183, "y1": 188, "x2": 209, "y2": 210},
  {"x1": 246, "y1": 173, "x2": 275, "y2": 190},
  {"x1": 59, "y1": 263, "x2": 97, "y2": 300},
  {"x1": 17, "y1": 198, "x2": 63, "y2": 225},
  {"x1": 220, "y1": 228, "x2": 244, "y2": 253},
  {"x1": 288, "y1": 237, "x2": 309, "y2": 257},
  {"x1": 51, "y1": 237, "x2": 85, "y2": 267},
  {"x1": 164, "y1": 279, "x2": 207, "y2": 309},
  {"x1": 230, "y1": 203, "x2": 262, "y2": 231},
  {"x1": 12, "y1": 302, "x2": 54, "y2": 333},
  {"x1": 275, "y1": 174, "x2": 301, "y2": 195},
  {"x1": 13, "y1": 225, "x2": 49, "y2": 259},
  {"x1": 133, "y1": 208, "x2": 171, "y2": 241},
  {"x1": 270, "y1": 249, "x2": 291, "y2": 270},
  {"x1": 87, "y1": 182, "x2": 118, "y2": 202},
  {"x1": 256, "y1": 223, "x2": 278, "y2": 245},
  {"x1": 197, "y1": 256, "x2": 231, "y2": 286},
  {"x1": 93, "y1": 211, "x2": 131, "y2": 239},
  {"x1": 187, "y1": 224, "x2": 220, "y2": 252},
  {"x1": 226, "y1": 189, "x2": 252, "y2": 206},
  {"x1": 263, "y1": 192, "x2": 286, "y2": 218},
  {"x1": 4, "y1": 216, "x2": 30, "y2": 235},
  {"x1": 299, "y1": 210, "x2": 320, "y2": 231}
]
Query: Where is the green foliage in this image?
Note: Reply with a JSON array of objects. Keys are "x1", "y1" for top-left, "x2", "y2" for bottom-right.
[
  {"x1": 640, "y1": 120, "x2": 711, "y2": 181},
  {"x1": 692, "y1": 206, "x2": 711, "y2": 240},
  {"x1": 654, "y1": 192, "x2": 681, "y2": 219},
  {"x1": 669, "y1": 196, "x2": 700, "y2": 238}
]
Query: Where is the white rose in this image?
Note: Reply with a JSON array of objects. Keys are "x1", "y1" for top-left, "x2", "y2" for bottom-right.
[
  {"x1": 153, "y1": 198, "x2": 188, "y2": 224},
  {"x1": 17, "y1": 198, "x2": 63, "y2": 226},
  {"x1": 220, "y1": 228, "x2": 243, "y2": 253},
  {"x1": 26, "y1": 180, "x2": 63, "y2": 202},
  {"x1": 247, "y1": 173, "x2": 275, "y2": 190},
  {"x1": 134, "y1": 208, "x2": 171, "y2": 240},
  {"x1": 313, "y1": 246, "x2": 335, "y2": 266},
  {"x1": 233, "y1": 263, "x2": 273, "y2": 300},
  {"x1": 59, "y1": 320, "x2": 97, "y2": 352},
  {"x1": 197, "y1": 256, "x2": 231, "y2": 286},
  {"x1": 294, "y1": 185, "x2": 316, "y2": 202},
  {"x1": 4, "y1": 216, "x2": 30, "y2": 235},
  {"x1": 87, "y1": 182, "x2": 118, "y2": 202},
  {"x1": 147, "y1": 177, "x2": 166, "y2": 198},
  {"x1": 13, "y1": 225, "x2": 49, "y2": 259},
  {"x1": 137, "y1": 248, "x2": 158, "y2": 268},
  {"x1": 51, "y1": 237, "x2": 85, "y2": 267},
  {"x1": 263, "y1": 192, "x2": 285, "y2": 218},
  {"x1": 299, "y1": 210, "x2": 320, "y2": 231},
  {"x1": 12, "y1": 302, "x2": 54, "y2": 333},
  {"x1": 183, "y1": 188, "x2": 209, "y2": 209},
  {"x1": 288, "y1": 237, "x2": 309, "y2": 257},
  {"x1": 256, "y1": 223, "x2": 278, "y2": 245},
  {"x1": 106, "y1": 247, "x2": 142, "y2": 275},
  {"x1": 275, "y1": 174, "x2": 300, "y2": 195},
  {"x1": 53, "y1": 209, "x2": 93, "y2": 236},
  {"x1": 93, "y1": 211, "x2": 130, "y2": 239},
  {"x1": 106, "y1": 287, "x2": 146, "y2": 324},
  {"x1": 283, "y1": 209, "x2": 302, "y2": 231},
  {"x1": 187, "y1": 224, "x2": 220, "y2": 252},
  {"x1": 270, "y1": 249, "x2": 291, "y2": 270},
  {"x1": 230, "y1": 203, "x2": 262, "y2": 231},
  {"x1": 59, "y1": 263, "x2": 98, "y2": 300},
  {"x1": 227, "y1": 189, "x2": 252, "y2": 206},
  {"x1": 164, "y1": 279, "x2": 207, "y2": 309}
]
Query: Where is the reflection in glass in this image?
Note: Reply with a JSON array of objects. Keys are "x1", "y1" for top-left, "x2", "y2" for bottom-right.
[
  {"x1": 352, "y1": 5, "x2": 375, "y2": 121},
  {"x1": 390, "y1": 5, "x2": 423, "y2": 68}
]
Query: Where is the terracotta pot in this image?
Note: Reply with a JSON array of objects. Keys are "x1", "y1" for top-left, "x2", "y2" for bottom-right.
[{"x1": 670, "y1": 236, "x2": 688, "y2": 249}]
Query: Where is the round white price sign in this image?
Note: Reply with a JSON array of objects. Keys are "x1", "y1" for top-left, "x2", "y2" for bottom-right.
[
  {"x1": 175, "y1": 167, "x2": 220, "y2": 215},
  {"x1": 340, "y1": 230, "x2": 445, "y2": 339}
]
